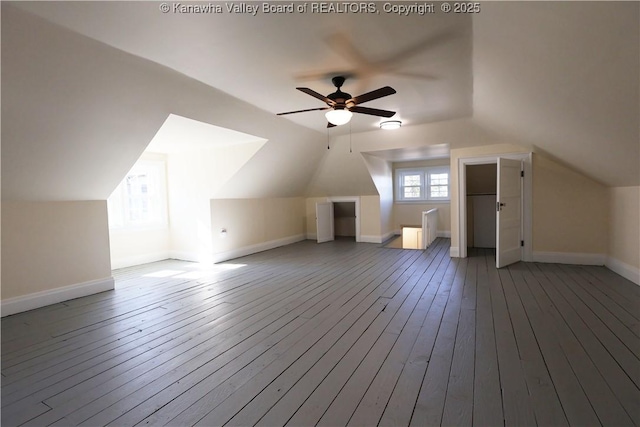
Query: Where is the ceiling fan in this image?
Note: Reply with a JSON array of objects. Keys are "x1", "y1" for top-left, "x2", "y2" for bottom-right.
[{"x1": 277, "y1": 76, "x2": 396, "y2": 127}]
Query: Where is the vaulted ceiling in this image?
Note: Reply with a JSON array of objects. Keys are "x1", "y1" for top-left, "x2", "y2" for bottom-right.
[{"x1": 3, "y1": 1, "x2": 639, "y2": 195}]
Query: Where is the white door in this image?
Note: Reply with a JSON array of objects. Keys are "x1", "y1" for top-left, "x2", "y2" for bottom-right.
[
  {"x1": 496, "y1": 158, "x2": 522, "y2": 268},
  {"x1": 316, "y1": 202, "x2": 334, "y2": 243}
]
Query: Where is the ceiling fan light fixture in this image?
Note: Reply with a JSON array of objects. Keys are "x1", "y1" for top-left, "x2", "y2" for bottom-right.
[
  {"x1": 325, "y1": 109, "x2": 353, "y2": 126},
  {"x1": 380, "y1": 120, "x2": 402, "y2": 130}
]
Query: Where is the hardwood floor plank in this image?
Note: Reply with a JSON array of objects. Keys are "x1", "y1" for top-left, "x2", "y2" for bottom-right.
[
  {"x1": 33, "y1": 246, "x2": 391, "y2": 426},
  {"x1": 344, "y1": 247, "x2": 451, "y2": 427},
  {"x1": 377, "y1": 253, "x2": 458, "y2": 427},
  {"x1": 546, "y1": 263, "x2": 640, "y2": 389},
  {"x1": 313, "y1": 251, "x2": 447, "y2": 426},
  {"x1": 500, "y1": 267, "x2": 573, "y2": 425},
  {"x1": 191, "y1": 249, "x2": 431, "y2": 426},
  {"x1": 440, "y1": 252, "x2": 477, "y2": 426},
  {"x1": 528, "y1": 262, "x2": 640, "y2": 425},
  {"x1": 486, "y1": 253, "x2": 537, "y2": 426},
  {"x1": 135, "y1": 245, "x2": 421, "y2": 426},
  {"x1": 470, "y1": 248, "x2": 503, "y2": 426},
  {"x1": 2, "y1": 239, "x2": 638, "y2": 427},
  {"x1": 409, "y1": 255, "x2": 467, "y2": 426}
]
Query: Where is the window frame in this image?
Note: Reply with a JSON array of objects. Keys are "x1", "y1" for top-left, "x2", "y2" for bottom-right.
[
  {"x1": 108, "y1": 158, "x2": 169, "y2": 231},
  {"x1": 395, "y1": 166, "x2": 451, "y2": 203}
]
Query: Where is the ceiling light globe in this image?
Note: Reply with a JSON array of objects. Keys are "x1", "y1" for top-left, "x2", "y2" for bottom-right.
[{"x1": 325, "y1": 109, "x2": 353, "y2": 126}]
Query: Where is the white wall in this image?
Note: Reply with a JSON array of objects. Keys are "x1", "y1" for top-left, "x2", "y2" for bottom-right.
[
  {"x1": 109, "y1": 152, "x2": 171, "y2": 269},
  {"x1": 2, "y1": 6, "x2": 326, "y2": 203},
  {"x1": 362, "y1": 154, "x2": 395, "y2": 241},
  {"x1": 166, "y1": 142, "x2": 266, "y2": 263},
  {"x1": 2, "y1": 7, "x2": 326, "y2": 312}
]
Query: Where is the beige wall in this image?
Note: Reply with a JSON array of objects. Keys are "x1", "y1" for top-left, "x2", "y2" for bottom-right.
[
  {"x1": 608, "y1": 186, "x2": 640, "y2": 270},
  {"x1": 533, "y1": 155, "x2": 608, "y2": 254},
  {"x1": 360, "y1": 195, "x2": 382, "y2": 239},
  {"x1": 394, "y1": 203, "x2": 451, "y2": 234},
  {"x1": 210, "y1": 198, "x2": 305, "y2": 257},
  {"x1": 2, "y1": 201, "x2": 112, "y2": 300},
  {"x1": 110, "y1": 229, "x2": 170, "y2": 269},
  {"x1": 305, "y1": 143, "x2": 379, "y2": 197}
]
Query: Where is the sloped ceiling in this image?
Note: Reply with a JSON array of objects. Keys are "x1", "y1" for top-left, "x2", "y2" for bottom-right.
[
  {"x1": 10, "y1": 1, "x2": 473, "y2": 135},
  {"x1": 3, "y1": 1, "x2": 639, "y2": 198},
  {"x1": 472, "y1": 1, "x2": 639, "y2": 187},
  {"x1": 1, "y1": 5, "x2": 326, "y2": 201}
]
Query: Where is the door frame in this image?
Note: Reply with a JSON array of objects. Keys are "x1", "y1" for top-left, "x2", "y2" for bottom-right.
[
  {"x1": 458, "y1": 152, "x2": 532, "y2": 261},
  {"x1": 328, "y1": 196, "x2": 361, "y2": 242}
]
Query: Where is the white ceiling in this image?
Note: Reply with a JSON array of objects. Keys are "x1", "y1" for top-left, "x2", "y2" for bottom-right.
[
  {"x1": 13, "y1": 1, "x2": 473, "y2": 134},
  {"x1": 147, "y1": 114, "x2": 267, "y2": 153},
  {"x1": 9, "y1": 1, "x2": 640, "y2": 187}
]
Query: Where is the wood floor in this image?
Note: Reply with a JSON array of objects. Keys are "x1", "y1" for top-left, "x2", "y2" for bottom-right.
[{"x1": 2, "y1": 238, "x2": 639, "y2": 426}]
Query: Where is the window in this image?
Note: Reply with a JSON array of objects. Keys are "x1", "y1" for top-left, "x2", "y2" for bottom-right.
[
  {"x1": 395, "y1": 166, "x2": 450, "y2": 202},
  {"x1": 108, "y1": 159, "x2": 168, "y2": 229}
]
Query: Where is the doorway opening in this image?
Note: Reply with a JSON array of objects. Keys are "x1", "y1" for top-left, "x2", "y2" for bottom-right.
[
  {"x1": 466, "y1": 164, "x2": 497, "y2": 250},
  {"x1": 333, "y1": 202, "x2": 357, "y2": 241}
]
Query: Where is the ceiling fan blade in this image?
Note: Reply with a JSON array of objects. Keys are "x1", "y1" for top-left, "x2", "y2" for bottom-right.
[
  {"x1": 297, "y1": 87, "x2": 335, "y2": 106},
  {"x1": 327, "y1": 122, "x2": 336, "y2": 128},
  {"x1": 382, "y1": 29, "x2": 459, "y2": 68},
  {"x1": 350, "y1": 86, "x2": 396, "y2": 105},
  {"x1": 326, "y1": 33, "x2": 371, "y2": 70},
  {"x1": 277, "y1": 107, "x2": 329, "y2": 116},
  {"x1": 350, "y1": 106, "x2": 396, "y2": 118},
  {"x1": 391, "y1": 71, "x2": 438, "y2": 81}
]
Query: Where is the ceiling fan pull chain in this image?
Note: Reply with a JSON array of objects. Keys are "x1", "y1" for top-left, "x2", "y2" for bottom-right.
[
  {"x1": 327, "y1": 127, "x2": 330, "y2": 150},
  {"x1": 349, "y1": 122, "x2": 352, "y2": 153}
]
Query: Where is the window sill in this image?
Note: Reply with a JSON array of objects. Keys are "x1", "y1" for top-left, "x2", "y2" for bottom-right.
[
  {"x1": 109, "y1": 225, "x2": 169, "y2": 234},
  {"x1": 394, "y1": 200, "x2": 450, "y2": 205}
]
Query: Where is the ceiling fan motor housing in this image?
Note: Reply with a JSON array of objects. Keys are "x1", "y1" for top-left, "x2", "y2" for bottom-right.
[{"x1": 328, "y1": 76, "x2": 352, "y2": 108}]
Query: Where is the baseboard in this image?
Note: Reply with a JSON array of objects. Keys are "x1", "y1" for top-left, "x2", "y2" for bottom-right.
[
  {"x1": 532, "y1": 251, "x2": 606, "y2": 266},
  {"x1": 450, "y1": 246, "x2": 460, "y2": 257},
  {"x1": 605, "y1": 257, "x2": 640, "y2": 285},
  {"x1": 437, "y1": 231, "x2": 451, "y2": 238},
  {"x1": 111, "y1": 252, "x2": 171, "y2": 269},
  {"x1": 211, "y1": 234, "x2": 306, "y2": 263},
  {"x1": 306, "y1": 233, "x2": 317, "y2": 240},
  {"x1": 1, "y1": 276, "x2": 115, "y2": 317},
  {"x1": 381, "y1": 231, "x2": 396, "y2": 242},
  {"x1": 360, "y1": 235, "x2": 383, "y2": 244},
  {"x1": 168, "y1": 250, "x2": 203, "y2": 263}
]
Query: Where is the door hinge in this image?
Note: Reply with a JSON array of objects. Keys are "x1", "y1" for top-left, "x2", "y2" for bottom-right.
[
  {"x1": 521, "y1": 240, "x2": 524, "y2": 247},
  {"x1": 521, "y1": 170, "x2": 524, "y2": 177}
]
